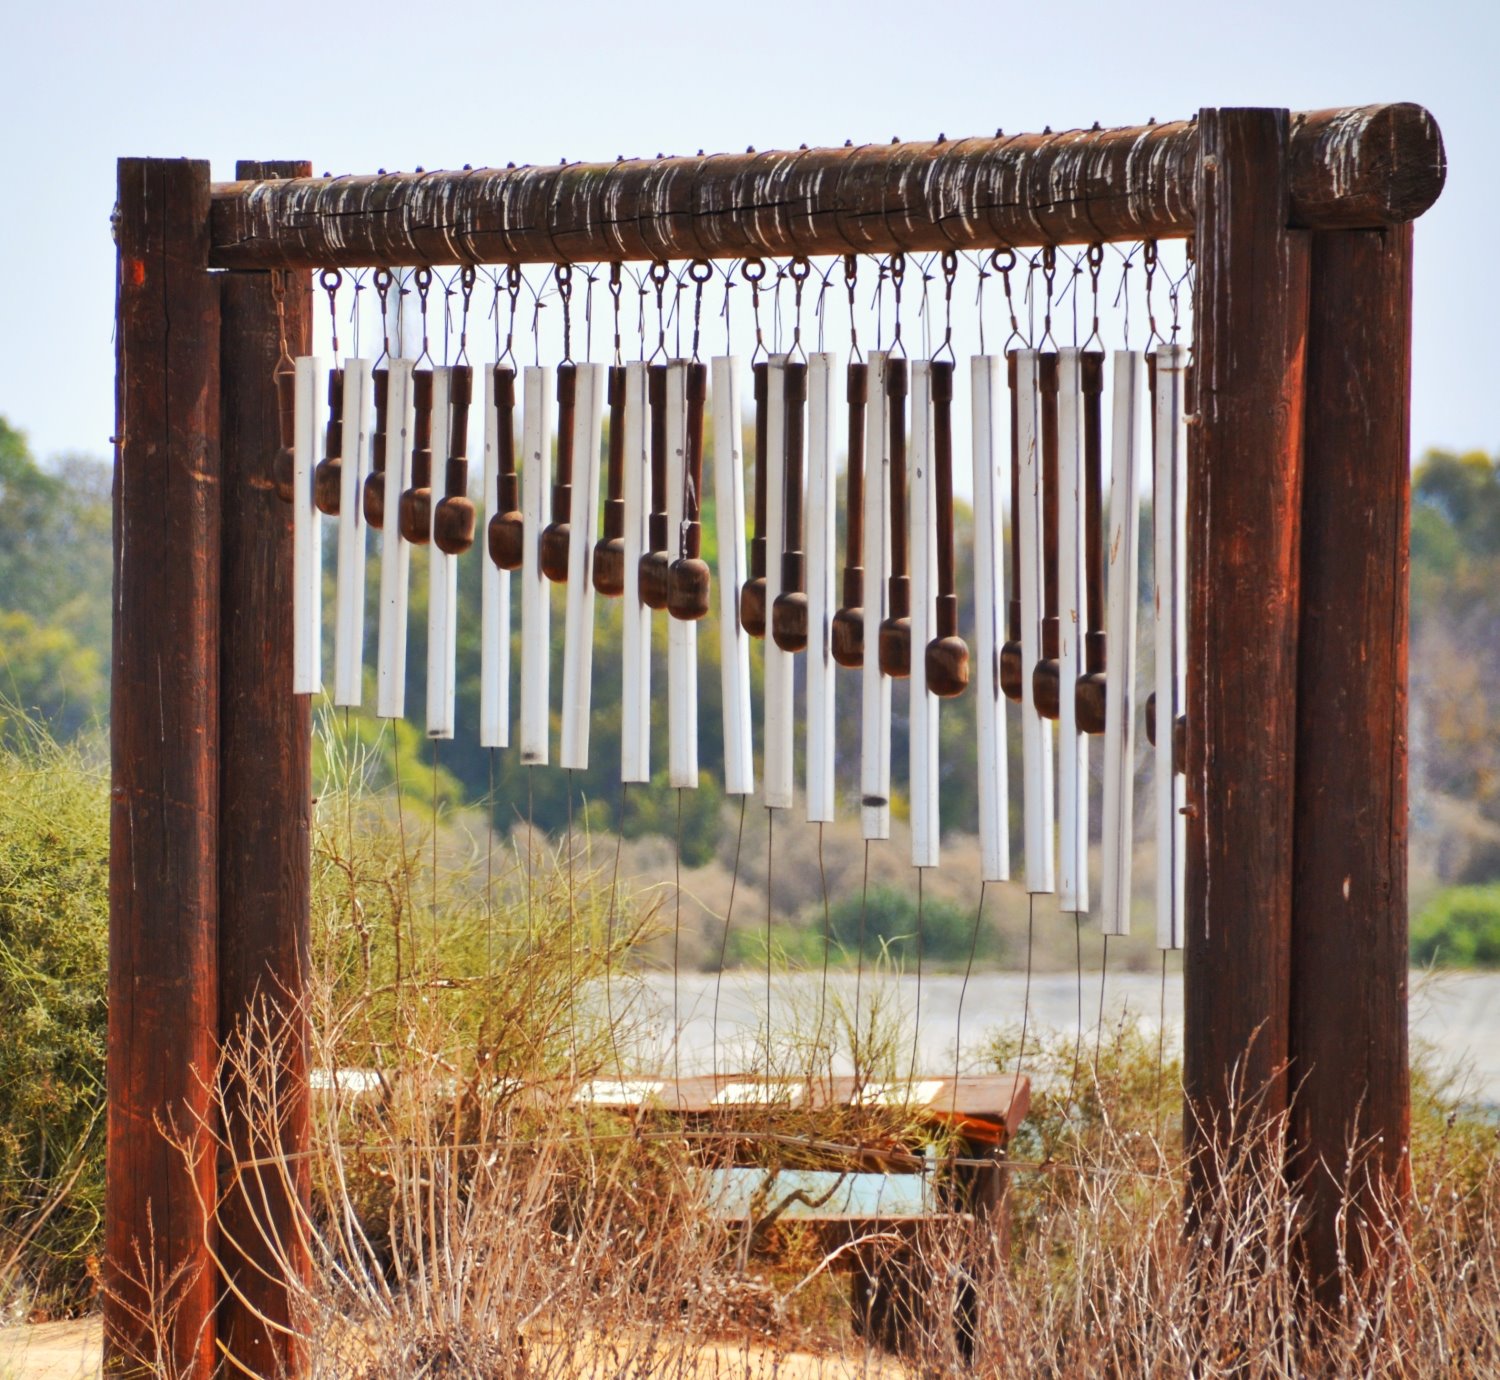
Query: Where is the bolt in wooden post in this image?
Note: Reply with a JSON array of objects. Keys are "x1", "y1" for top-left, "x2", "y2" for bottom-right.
[
  {"x1": 1290, "y1": 223, "x2": 1413, "y2": 1306},
  {"x1": 108, "y1": 156, "x2": 221, "y2": 1378},
  {"x1": 216, "y1": 158, "x2": 314, "y2": 1379}
]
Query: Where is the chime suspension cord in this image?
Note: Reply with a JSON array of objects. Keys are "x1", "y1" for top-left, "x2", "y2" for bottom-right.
[{"x1": 712, "y1": 796, "x2": 748, "y2": 1086}]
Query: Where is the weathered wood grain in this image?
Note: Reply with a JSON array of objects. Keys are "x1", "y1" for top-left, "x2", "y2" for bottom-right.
[
  {"x1": 1290, "y1": 223, "x2": 1413, "y2": 1307},
  {"x1": 217, "y1": 158, "x2": 313, "y2": 1380},
  {"x1": 108, "y1": 156, "x2": 221, "y2": 1379},
  {"x1": 1183, "y1": 110, "x2": 1309, "y2": 1197},
  {"x1": 206, "y1": 105, "x2": 1443, "y2": 270}
]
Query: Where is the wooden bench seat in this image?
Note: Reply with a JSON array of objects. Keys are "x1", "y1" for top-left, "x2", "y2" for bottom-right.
[{"x1": 574, "y1": 1073, "x2": 1031, "y2": 1354}]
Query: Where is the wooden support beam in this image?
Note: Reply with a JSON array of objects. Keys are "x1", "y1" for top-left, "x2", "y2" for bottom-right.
[
  {"x1": 206, "y1": 104, "x2": 1444, "y2": 270},
  {"x1": 108, "y1": 157, "x2": 221, "y2": 1379},
  {"x1": 1183, "y1": 110, "x2": 1309, "y2": 1189},
  {"x1": 1290, "y1": 223, "x2": 1413, "y2": 1305},
  {"x1": 217, "y1": 159, "x2": 314, "y2": 1378}
]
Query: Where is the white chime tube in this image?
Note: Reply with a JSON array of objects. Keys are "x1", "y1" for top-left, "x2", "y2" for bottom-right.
[
  {"x1": 909, "y1": 360, "x2": 940, "y2": 869},
  {"x1": 334, "y1": 359, "x2": 372, "y2": 707},
  {"x1": 480, "y1": 368, "x2": 511, "y2": 748},
  {"x1": 620, "y1": 361, "x2": 652, "y2": 784},
  {"x1": 376, "y1": 359, "x2": 414, "y2": 718},
  {"x1": 971, "y1": 354, "x2": 1010, "y2": 883},
  {"x1": 1017, "y1": 349, "x2": 1055, "y2": 894},
  {"x1": 763, "y1": 356, "x2": 794, "y2": 811},
  {"x1": 712, "y1": 356, "x2": 755, "y2": 796},
  {"x1": 426, "y1": 368, "x2": 458, "y2": 739},
  {"x1": 1101, "y1": 350, "x2": 1145, "y2": 937},
  {"x1": 520, "y1": 365, "x2": 552, "y2": 766},
  {"x1": 1154, "y1": 343, "x2": 1189, "y2": 950},
  {"x1": 560, "y1": 363, "x2": 605, "y2": 772},
  {"x1": 665, "y1": 361, "x2": 699, "y2": 789},
  {"x1": 292, "y1": 354, "x2": 324, "y2": 696},
  {"x1": 806, "y1": 351, "x2": 838, "y2": 824},
  {"x1": 1057, "y1": 348, "x2": 1089, "y2": 912},
  {"x1": 860, "y1": 350, "x2": 892, "y2": 841}
]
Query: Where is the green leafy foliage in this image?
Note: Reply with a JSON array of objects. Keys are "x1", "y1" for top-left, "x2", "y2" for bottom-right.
[
  {"x1": 0, "y1": 723, "x2": 108, "y2": 1313},
  {"x1": 1411, "y1": 884, "x2": 1500, "y2": 968}
]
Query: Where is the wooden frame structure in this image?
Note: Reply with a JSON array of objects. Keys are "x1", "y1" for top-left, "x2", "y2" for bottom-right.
[{"x1": 110, "y1": 105, "x2": 1444, "y2": 1375}]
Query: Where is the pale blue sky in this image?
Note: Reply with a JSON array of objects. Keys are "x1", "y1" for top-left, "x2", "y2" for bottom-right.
[{"x1": 1, "y1": 0, "x2": 1492, "y2": 467}]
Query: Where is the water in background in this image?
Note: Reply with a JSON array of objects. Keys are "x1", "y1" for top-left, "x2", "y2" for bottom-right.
[{"x1": 630, "y1": 970, "x2": 1500, "y2": 1110}]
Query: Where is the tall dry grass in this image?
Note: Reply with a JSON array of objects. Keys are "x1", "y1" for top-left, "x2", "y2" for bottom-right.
[{"x1": 105, "y1": 739, "x2": 1500, "y2": 1377}]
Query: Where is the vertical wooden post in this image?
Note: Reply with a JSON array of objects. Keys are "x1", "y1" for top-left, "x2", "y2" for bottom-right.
[
  {"x1": 217, "y1": 159, "x2": 314, "y2": 1377},
  {"x1": 109, "y1": 157, "x2": 221, "y2": 1378},
  {"x1": 1290, "y1": 224, "x2": 1413, "y2": 1303},
  {"x1": 1184, "y1": 110, "x2": 1309, "y2": 1190}
]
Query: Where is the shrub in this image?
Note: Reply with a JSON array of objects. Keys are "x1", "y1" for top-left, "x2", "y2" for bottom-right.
[
  {"x1": 1411, "y1": 883, "x2": 1500, "y2": 967},
  {"x1": 0, "y1": 723, "x2": 108, "y2": 1316},
  {"x1": 823, "y1": 884, "x2": 1003, "y2": 968}
]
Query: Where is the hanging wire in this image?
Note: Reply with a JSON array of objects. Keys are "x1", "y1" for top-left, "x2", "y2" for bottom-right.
[
  {"x1": 712, "y1": 796, "x2": 749, "y2": 1085},
  {"x1": 320, "y1": 268, "x2": 342, "y2": 360},
  {"x1": 688, "y1": 259, "x2": 712, "y2": 362},
  {"x1": 373, "y1": 268, "x2": 394, "y2": 367},
  {"x1": 717, "y1": 258, "x2": 739, "y2": 355},
  {"x1": 964, "y1": 249, "x2": 991, "y2": 356},
  {"x1": 887, "y1": 253, "x2": 907, "y2": 358},
  {"x1": 609, "y1": 261, "x2": 624, "y2": 365},
  {"x1": 413, "y1": 267, "x2": 434, "y2": 366},
  {"x1": 556, "y1": 263, "x2": 575, "y2": 364},
  {"x1": 951, "y1": 880, "x2": 988, "y2": 1129},
  {"x1": 785, "y1": 256, "x2": 810, "y2": 363},
  {"x1": 844, "y1": 253, "x2": 861, "y2": 362},
  {"x1": 743, "y1": 258, "x2": 767, "y2": 363},
  {"x1": 1037, "y1": 246, "x2": 1058, "y2": 352},
  {"x1": 1108, "y1": 242, "x2": 1141, "y2": 351},
  {"x1": 812, "y1": 259, "x2": 838, "y2": 355},
  {"x1": 347, "y1": 268, "x2": 368, "y2": 359},
  {"x1": 582, "y1": 263, "x2": 599, "y2": 360},
  {"x1": 1143, "y1": 240, "x2": 1164, "y2": 348},
  {"x1": 913, "y1": 251, "x2": 938, "y2": 360},
  {"x1": 648, "y1": 260, "x2": 670, "y2": 362},
  {"x1": 1084, "y1": 243, "x2": 1105, "y2": 353},
  {"x1": 933, "y1": 249, "x2": 958, "y2": 363},
  {"x1": 994, "y1": 248, "x2": 1022, "y2": 350},
  {"x1": 455, "y1": 264, "x2": 476, "y2": 366}
]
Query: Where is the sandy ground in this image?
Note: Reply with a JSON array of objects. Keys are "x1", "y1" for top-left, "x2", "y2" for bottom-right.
[
  {"x1": 0, "y1": 1316, "x2": 903, "y2": 1379},
  {"x1": 0, "y1": 1319, "x2": 99, "y2": 1380}
]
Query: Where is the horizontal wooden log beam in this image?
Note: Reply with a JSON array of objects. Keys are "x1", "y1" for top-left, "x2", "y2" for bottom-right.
[{"x1": 207, "y1": 104, "x2": 1443, "y2": 270}]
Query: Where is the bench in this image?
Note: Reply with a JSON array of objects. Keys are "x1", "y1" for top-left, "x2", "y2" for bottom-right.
[{"x1": 574, "y1": 1073, "x2": 1030, "y2": 1353}]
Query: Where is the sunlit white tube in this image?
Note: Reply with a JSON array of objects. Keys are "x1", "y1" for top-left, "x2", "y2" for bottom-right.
[
  {"x1": 1057, "y1": 348, "x2": 1089, "y2": 912},
  {"x1": 665, "y1": 362, "x2": 699, "y2": 788},
  {"x1": 971, "y1": 355, "x2": 1010, "y2": 883},
  {"x1": 909, "y1": 361, "x2": 939, "y2": 869},
  {"x1": 1017, "y1": 350, "x2": 1055, "y2": 894},
  {"x1": 292, "y1": 354, "x2": 324, "y2": 696},
  {"x1": 712, "y1": 356, "x2": 754, "y2": 796},
  {"x1": 860, "y1": 351, "x2": 892, "y2": 841},
  {"x1": 806, "y1": 351, "x2": 838, "y2": 824},
  {"x1": 520, "y1": 365, "x2": 551, "y2": 766},
  {"x1": 480, "y1": 367, "x2": 511, "y2": 748},
  {"x1": 425, "y1": 368, "x2": 458, "y2": 739},
  {"x1": 560, "y1": 362, "x2": 605, "y2": 771},
  {"x1": 376, "y1": 359, "x2": 414, "y2": 718},
  {"x1": 1101, "y1": 350, "x2": 1144, "y2": 937},
  {"x1": 334, "y1": 359, "x2": 372, "y2": 707},
  {"x1": 621, "y1": 361, "x2": 652, "y2": 783},
  {"x1": 763, "y1": 356, "x2": 793, "y2": 810},
  {"x1": 1154, "y1": 343, "x2": 1189, "y2": 950}
]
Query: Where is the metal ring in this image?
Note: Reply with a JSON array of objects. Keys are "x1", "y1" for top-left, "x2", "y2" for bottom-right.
[
  {"x1": 688, "y1": 258, "x2": 713, "y2": 284},
  {"x1": 319, "y1": 267, "x2": 342, "y2": 292},
  {"x1": 741, "y1": 257, "x2": 767, "y2": 284},
  {"x1": 789, "y1": 255, "x2": 812, "y2": 283},
  {"x1": 989, "y1": 247, "x2": 1016, "y2": 274}
]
